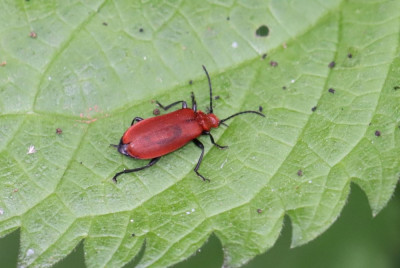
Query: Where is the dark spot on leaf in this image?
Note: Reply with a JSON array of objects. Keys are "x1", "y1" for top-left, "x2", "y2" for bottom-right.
[
  {"x1": 347, "y1": 53, "x2": 353, "y2": 58},
  {"x1": 56, "y1": 128, "x2": 62, "y2": 134},
  {"x1": 270, "y1": 61, "x2": 278, "y2": 67},
  {"x1": 214, "y1": 95, "x2": 220, "y2": 100},
  {"x1": 153, "y1": 108, "x2": 160, "y2": 116},
  {"x1": 259, "y1": 106, "x2": 263, "y2": 112},
  {"x1": 131, "y1": 233, "x2": 135, "y2": 237},
  {"x1": 30, "y1": 31, "x2": 37, "y2": 38},
  {"x1": 311, "y1": 106, "x2": 317, "y2": 112},
  {"x1": 328, "y1": 61, "x2": 335, "y2": 68},
  {"x1": 262, "y1": 53, "x2": 267, "y2": 60},
  {"x1": 297, "y1": 170, "x2": 303, "y2": 176},
  {"x1": 375, "y1": 130, "x2": 381, "y2": 137},
  {"x1": 328, "y1": 88, "x2": 335, "y2": 94},
  {"x1": 102, "y1": 22, "x2": 108, "y2": 26},
  {"x1": 189, "y1": 80, "x2": 193, "y2": 85},
  {"x1": 282, "y1": 86, "x2": 287, "y2": 90},
  {"x1": 257, "y1": 209, "x2": 262, "y2": 214},
  {"x1": 226, "y1": 17, "x2": 230, "y2": 21},
  {"x1": 394, "y1": 86, "x2": 400, "y2": 90},
  {"x1": 255, "y1": 25, "x2": 269, "y2": 37},
  {"x1": 139, "y1": 28, "x2": 144, "y2": 33}
]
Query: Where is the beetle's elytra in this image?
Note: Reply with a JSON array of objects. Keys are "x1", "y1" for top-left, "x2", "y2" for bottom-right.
[{"x1": 112, "y1": 66, "x2": 264, "y2": 182}]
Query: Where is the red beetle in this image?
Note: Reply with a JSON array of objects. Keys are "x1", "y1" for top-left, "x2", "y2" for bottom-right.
[{"x1": 112, "y1": 66, "x2": 264, "y2": 182}]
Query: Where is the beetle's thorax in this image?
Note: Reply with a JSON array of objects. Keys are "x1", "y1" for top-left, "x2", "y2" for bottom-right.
[{"x1": 195, "y1": 111, "x2": 220, "y2": 132}]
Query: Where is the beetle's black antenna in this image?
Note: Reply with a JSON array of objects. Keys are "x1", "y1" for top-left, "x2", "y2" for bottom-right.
[
  {"x1": 202, "y1": 65, "x2": 213, "y2": 114},
  {"x1": 219, "y1": 110, "x2": 265, "y2": 125}
]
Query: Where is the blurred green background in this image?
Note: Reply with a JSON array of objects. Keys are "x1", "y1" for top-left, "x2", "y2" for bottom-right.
[{"x1": 1, "y1": 183, "x2": 399, "y2": 268}]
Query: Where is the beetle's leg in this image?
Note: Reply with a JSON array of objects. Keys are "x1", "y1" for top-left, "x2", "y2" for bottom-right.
[
  {"x1": 112, "y1": 157, "x2": 160, "y2": 183},
  {"x1": 191, "y1": 92, "x2": 197, "y2": 112},
  {"x1": 156, "y1": 100, "x2": 187, "y2": 110},
  {"x1": 192, "y1": 139, "x2": 210, "y2": 182},
  {"x1": 131, "y1": 117, "x2": 144, "y2": 126},
  {"x1": 203, "y1": 132, "x2": 228, "y2": 149}
]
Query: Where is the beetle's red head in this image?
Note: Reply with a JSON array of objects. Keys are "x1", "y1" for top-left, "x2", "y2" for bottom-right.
[
  {"x1": 196, "y1": 111, "x2": 219, "y2": 132},
  {"x1": 207, "y1": 113, "x2": 219, "y2": 128}
]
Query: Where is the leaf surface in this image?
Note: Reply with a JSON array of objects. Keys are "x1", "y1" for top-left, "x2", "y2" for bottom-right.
[{"x1": 0, "y1": 0, "x2": 399, "y2": 267}]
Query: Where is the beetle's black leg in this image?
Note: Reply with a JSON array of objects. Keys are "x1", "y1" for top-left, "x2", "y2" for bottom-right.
[
  {"x1": 112, "y1": 157, "x2": 160, "y2": 183},
  {"x1": 203, "y1": 132, "x2": 228, "y2": 149},
  {"x1": 131, "y1": 117, "x2": 144, "y2": 126},
  {"x1": 191, "y1": 92, "x2": 197, "y2": 112},
  {"x1": 192, "y1": 139, "x2": 210, "y2": 182},
  {"x1": 156, "y1": 100, "x2": 187, "y2": 110}
]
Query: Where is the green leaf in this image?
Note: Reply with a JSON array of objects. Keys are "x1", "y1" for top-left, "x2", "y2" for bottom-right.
[{"x1": 1, "y1": 0, "x2": 399, "y2": 267}]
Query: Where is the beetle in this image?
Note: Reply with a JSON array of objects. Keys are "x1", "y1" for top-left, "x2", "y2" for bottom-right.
[{"x1": 112, "y1": 66, "x2": 264, "y2": 182}]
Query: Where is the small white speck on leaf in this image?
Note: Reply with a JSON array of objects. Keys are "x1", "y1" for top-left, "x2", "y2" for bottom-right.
[
  {"x1": 26, "y1": 248, "x2": 35, "y2": 257},
  {"x1": 0, "y1": 208, "x2": 4, "y2": 215},
  {"x1": 27, "y1": 145, "x2": 36, "y2": 154},
  {"x1": 130, "y1": 219, "x2": 134, "y2": 223},
  {"x1": 291, "y1": 79, "x2": 295, "y2": 83},
  {"x1": 308, "y1": 180, "x2": 312, "y2": 184},
  {"x1": 143, "y1": 56, "x2": 147, "y2": 60},
  {"x1": 232, "y1": 41, "x2": 238, "y2": 48},
  {"x1": 186, "y1": 211, "x2": 191, "y2": 215},
  {"x1": 220, "y1": 158, "x2": 228, "y2": 169},
  {"x1": 191, "y1": 208, "x2": 195, "y2": 212},
  {"x1": 48, "y1": 76, "x2": 52, "y2": 80}
]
